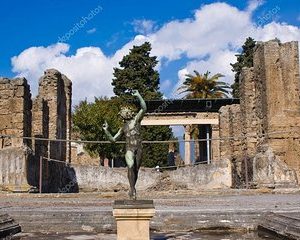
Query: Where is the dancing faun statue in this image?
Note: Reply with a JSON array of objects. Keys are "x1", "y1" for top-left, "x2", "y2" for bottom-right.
[{"x1": 103, "y1": 89, "x2": 146, "y2": 200}]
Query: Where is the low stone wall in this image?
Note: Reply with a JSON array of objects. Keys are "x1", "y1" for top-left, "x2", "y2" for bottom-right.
[
  {"x1": 168, "y1": 159, "x2": 232, "y2": 189},
  {"x1": 73, "y1": 159, "x2": 232, "y2": 192},
  {"x1": 0, "y1": 147, "x2": 31, "y2": 192}
]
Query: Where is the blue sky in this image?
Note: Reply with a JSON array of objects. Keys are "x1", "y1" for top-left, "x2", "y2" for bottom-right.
[{"x1": 0, "y1": 0, "x2": 300, "y2": 102}]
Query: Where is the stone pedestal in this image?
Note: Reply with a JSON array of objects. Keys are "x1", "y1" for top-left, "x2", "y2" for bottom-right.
[{"x1": 113, "y1": 200, "x2": 155, "y2": 240}]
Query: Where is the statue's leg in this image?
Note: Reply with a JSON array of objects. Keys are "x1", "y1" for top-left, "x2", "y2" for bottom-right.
[
  {"x1": 136, "y1": 147, "x2": 142, "y2": 170},
  {"x1": 134, "y1": 148, "x2": 142, "y2": 183},
  {"x1": 125, "y1": 150, "x2": 136, "y2": 199}
]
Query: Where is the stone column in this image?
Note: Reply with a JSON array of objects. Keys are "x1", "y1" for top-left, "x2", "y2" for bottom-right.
[
  {"x1": 184, "y1": 125, "x2": 191, "y2": 165},
  {"x1": 113, "y1": 200, "x2": 155, "y2": 240},
  {"x1": 211, "y1": 124, "x2": 220, "y2": 161},
  {"x1": 219, "y1": 104, "x2": 243, "y2": 187},
  {"x1": 37, "y1": 69, "x2": 68, "y2": 192},
  {"x1": 38, "y1": 69, "x2": 66, "y2": 161}
]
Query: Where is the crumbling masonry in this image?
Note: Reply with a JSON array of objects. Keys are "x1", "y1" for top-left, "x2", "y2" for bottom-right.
[
  {"x1": 219, "y1": 40, "x2": 300, "y2": 188},
  {"x1": 0, "y1": 69, "x2": 74, "y2": 192}
]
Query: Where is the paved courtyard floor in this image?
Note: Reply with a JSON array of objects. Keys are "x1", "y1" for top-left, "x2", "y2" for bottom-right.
[
  {"x1": 1, "y1": 188, "x2": 299, "y2": 239},
  {"x1": 12, "y1": 231, "x2": 266, "y2": 240}
]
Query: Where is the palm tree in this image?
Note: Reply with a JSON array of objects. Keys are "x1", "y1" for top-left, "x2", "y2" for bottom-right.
[
  {"x1": 177, "y1": 70, "x2": 230, "y2": 99},
  {"x1": 178, "y1": 70, "x2": 230, "y2": 162}
]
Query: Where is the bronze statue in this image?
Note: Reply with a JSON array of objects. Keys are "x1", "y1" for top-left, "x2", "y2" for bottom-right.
[{"x1": 103, "y1": 90, "x2": 146, "y2": 200}]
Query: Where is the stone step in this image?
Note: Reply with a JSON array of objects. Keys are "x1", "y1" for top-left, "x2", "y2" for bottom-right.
[
  {"x1": 0, "y1": 214, "x2": 21, "y2": 238},
  {"x1": 7, "y1": 209, "x2": 262, "y2": 233},
  {"x1": 9, "y1": 211, "x2": 115, "y2": 233},
  {"x1": 258, "y1": 212, "x2": 300, "y2": 240}
]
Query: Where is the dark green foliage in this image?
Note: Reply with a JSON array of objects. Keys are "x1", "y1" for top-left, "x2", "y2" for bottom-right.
[
  {"x1": 112, "y1": 42, "x2": 162, "y2": 100},
  {"x1": 73, "y1": 97, "x2": 125, "y2": 160},
  {"x1": 141, "y1": 126, "x2": 174, "y2": 167},
  {"x1": 112, "y1": 42, "x2": 174, "y2": 167},
  {"x1": 230, "y1": 37, "x2": 256, "y2": 98}
]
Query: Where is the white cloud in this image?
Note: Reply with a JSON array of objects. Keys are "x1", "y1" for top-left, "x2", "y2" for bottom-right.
[
  {"x1": 246, "y1": 0, "x2": 264, "y2": 13},
  {"x1": 11, "y1": 1, "x2": 300, "y2": 103},
  {"x1": 254, "y1": 22, "x2": 300, "y2": 42},
  {"x1": 86, "y1": 28, "x2": 97, "y2": 34},
  {"x1": 132, "y1": 19, "x2": 157, "y2": 35},
  {"x1": 172, "y1": 68, "x2": 189, "y2": 99},
  {"x1": 11, "y1": 35, "x2": 151, "y2": 103},
  {"x1": 144, "y1": 2, "x2": 300, "y2": 96},
  {"x1": 148, "y1": 2, "x2": 254, "y2": 61},
  {"x1": 12, "y1": 44, "x2": 116, "y2": 102}
]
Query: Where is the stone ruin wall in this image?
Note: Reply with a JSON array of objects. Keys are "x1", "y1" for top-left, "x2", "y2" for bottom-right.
[
  {"x1": 0, "y1": 69, "x2": 73, "y2": 192},
  {"x1": 219, "y1": 40, "x2": 300, "y2": 187},
  {"x1": 0, "y1": 78, "x2": 32, "y2": 191},
  {"x1": 0, "y1": 78, "x2": 32, "y2": 148}
]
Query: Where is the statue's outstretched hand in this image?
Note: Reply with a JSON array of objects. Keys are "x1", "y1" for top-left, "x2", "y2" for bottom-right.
[
  {"x1": 102, "y1": 120, "x2": 109, "y2": 131},
  {"x1": 131, "y1": 89, "x2": 140, "y2": 97}
]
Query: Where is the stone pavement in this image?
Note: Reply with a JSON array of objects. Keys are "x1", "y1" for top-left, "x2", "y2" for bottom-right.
[
  {"x1": 12, "y1": 231, "x2": 264, "y2": 240},
  {"x1": 0, "y1": 189, "x2": 299, "y2": 236},
  {"x1": 258, "y1": 212, "x2": 300, "y2": 239}
]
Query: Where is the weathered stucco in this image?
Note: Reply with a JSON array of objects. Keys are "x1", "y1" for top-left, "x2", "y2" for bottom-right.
[
  {"x1": 74, "y1": 160, "x2": 232, "y2": 192},
  {"x1": 0, "y1": 146, "x2": 31, "y2": 192}
]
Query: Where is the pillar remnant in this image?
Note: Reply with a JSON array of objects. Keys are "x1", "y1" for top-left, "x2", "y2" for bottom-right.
[
  {"x1": 33, "y1": 69, "x2": 72, "y2": 192},
  {"x1": 0, "y1": 77, "x2": 32, "y2": 191}
]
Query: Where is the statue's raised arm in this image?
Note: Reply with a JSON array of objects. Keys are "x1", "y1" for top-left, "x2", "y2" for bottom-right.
[
  {"x1": 132, "y1": 90, "x2": 147, "y2": 123},
  {"x1": 102, "y1": 120, "x2": 123, "y2": 143}
]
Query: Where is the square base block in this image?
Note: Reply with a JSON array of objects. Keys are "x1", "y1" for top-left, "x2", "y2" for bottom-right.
[{"x1": 113, "y1": 200, "x2": 155, "y2": 240}]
